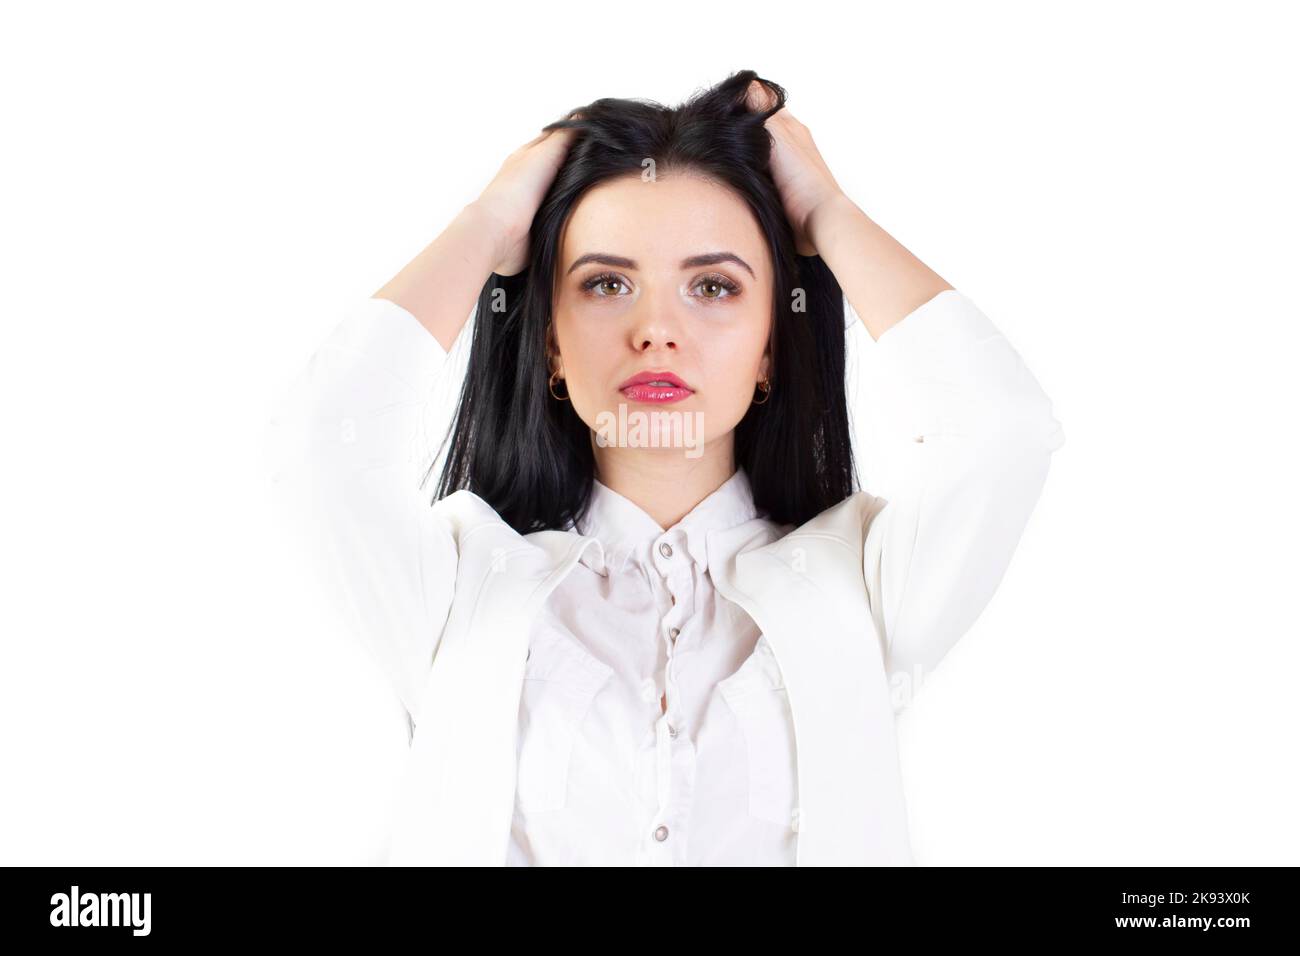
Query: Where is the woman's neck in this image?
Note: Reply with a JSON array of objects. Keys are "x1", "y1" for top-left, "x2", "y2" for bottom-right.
[{"x1": 592, "y1": 441, "x2": 735, "y2": 531}]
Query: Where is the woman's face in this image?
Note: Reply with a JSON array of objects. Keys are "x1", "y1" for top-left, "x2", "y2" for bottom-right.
[{"x1": 550, "y1": 169, "x2": 774, "y2": 464}]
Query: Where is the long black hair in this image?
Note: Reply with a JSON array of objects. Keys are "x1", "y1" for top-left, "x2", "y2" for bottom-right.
[{"x1": 426, "y1": 69, "x2": 857, "y2": 532}]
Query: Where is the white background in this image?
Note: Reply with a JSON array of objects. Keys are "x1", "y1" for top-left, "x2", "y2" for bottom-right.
[{"x1": 2, "y1": 0, "x2": 1296, "y2": 865}]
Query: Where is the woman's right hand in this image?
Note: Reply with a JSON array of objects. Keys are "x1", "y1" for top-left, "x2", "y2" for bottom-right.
[{"x1": 470, "y1": 125, "x2": 581, "y2": 276}]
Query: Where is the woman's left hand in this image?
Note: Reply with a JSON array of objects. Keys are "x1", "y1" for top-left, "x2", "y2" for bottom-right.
[{"x1": 745, "y1": 80, "x2": 844, "y2": 256}]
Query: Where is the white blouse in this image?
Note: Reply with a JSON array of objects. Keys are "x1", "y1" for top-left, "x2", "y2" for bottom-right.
[{"x1": 514, "y1": 466, "x2": 798, "y2": 866}]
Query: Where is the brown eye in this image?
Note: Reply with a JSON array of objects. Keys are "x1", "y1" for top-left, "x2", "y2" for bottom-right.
[
  {"x1": 581, "y1": 272, "x2": 629, "y2": 297},
  {"x1": 693, "y1": 273, "x2": 741, "y2": 301}
]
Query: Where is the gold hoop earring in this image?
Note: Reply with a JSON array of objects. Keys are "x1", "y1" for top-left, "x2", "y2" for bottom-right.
[
  {"x1": 548, "y1": 368, "x2": 570, "y2": 401},
  {"x1": 751, "y1": 376, "x2": 771, "y2": 405}
]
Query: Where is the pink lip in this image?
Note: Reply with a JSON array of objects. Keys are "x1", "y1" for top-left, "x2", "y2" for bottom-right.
[{"x1": 618, "y1": 369, "x2": 694, "y2": 404}]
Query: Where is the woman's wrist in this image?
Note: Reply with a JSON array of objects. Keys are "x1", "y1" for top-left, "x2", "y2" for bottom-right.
[
  {"x1": 803, "y1": 191, "x2": 953, "y2": 340},
  {"x1": 372, "y1": 204, "x2": 507, "y2": 352},
  {"x1": 461, "y1": 199, "x2": 521, "y2": 275},
  {"x1": 803, "y1": 191, "x2": 858, "y2": 259}
]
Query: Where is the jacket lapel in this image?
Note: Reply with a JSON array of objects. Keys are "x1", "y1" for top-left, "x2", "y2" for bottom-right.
[
  {"x1": 708, "y1": 492, "x2": 915, "y2": 866},
  {"x1": 387, "y1": 491, "x2": 603, "y2": 865}
]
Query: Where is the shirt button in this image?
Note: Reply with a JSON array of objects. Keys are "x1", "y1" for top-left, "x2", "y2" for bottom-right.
[
  {"x1": 659, "y1": 542, "x2": 673, "y2": 558},
  {"x1": 669, "y1": 626, "x2": 680, "y2": 641},
  {"x1": 668, "y1": 724, "x2": 678, "y2": 739},
  {"x1": 654, "y1": 825, "x2": 669, "y2": 842}
]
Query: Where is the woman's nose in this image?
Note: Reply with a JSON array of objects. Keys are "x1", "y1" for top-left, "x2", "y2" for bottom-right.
[{"x1": 628, "y1": 299, "x2": 682, "y2": 352}]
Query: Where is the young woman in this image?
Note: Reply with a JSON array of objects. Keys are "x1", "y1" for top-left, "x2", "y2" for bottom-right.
[{"x1": 267, "y1": 70, "x2": 1065, "y2": 866}]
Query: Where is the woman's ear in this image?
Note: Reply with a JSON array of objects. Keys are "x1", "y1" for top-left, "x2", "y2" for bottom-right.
[{"x1": 545, "y1": 323, "x2": 564, "y2": 379}]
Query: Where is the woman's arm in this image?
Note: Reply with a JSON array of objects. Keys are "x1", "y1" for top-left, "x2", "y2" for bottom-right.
[
  {"x1": 265, "y1": 127, "x2": 578, "y2": 731},
  {"x1": 377, "y1": 124, "x2": 580, "y2": 352},
  {"x1": 745, "y1": 82, "x2": 1064, "y2": 704},
  {"x1": 373, "y1": 202, "x2": 510, "y2": 353},
  {"x1": 806, "y1": 193, "x2": 954, "y2": 342},
  {"x1": 856, "y1": 290, "x2": 1065, "y2": 706},
  {"x1": 265, "y1": 292, "x2": 461, "y2": 729},
  {"x1": 744, "y1": 79, "x2": 952, "y2": 340}
]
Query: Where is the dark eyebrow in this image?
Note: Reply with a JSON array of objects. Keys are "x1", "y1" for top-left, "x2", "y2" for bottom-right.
[{"x1": 565, "y1": 251, "x2": 755, "y2": 278}]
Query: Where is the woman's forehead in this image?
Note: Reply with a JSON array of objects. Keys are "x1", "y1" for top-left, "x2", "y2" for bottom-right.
[{"x1": 560, "y1": 173, "x2": 767, "y2": 270}]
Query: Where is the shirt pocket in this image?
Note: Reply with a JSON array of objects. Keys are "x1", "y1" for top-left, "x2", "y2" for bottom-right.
[
  {"x1": 717, "y1": 636, "x2": 800, "y2": 831},
  {"x1": 515, "y1": 628, "x2": 614, "y2": 814}
]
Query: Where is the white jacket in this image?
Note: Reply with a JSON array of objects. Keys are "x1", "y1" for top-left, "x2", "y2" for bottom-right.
[{"x1": 266, "y1": 289, "x2": 1065, "y2": 866}]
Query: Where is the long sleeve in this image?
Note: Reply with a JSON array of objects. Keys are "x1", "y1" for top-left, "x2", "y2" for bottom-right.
[
  {"x1": 859, "y1": 289, "x2": 1065, "y2": 701},
  {"x1": 263, "y1": 296, "x2": 461, "y2": 727}
]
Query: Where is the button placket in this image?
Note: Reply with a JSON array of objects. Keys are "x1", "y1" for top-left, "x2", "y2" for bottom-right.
[
  {"x1": 659, "y1": 551, "x2": 692, "y2": 735},
  {"x1": 655, "y1": 715, "x2": 673, "y2": 806},
  {"x1": 647, "y1": 713, "x2": 685, "y2": 864},
  {"x1": 640, "y1": 528, "x2": 697, "y2": 866}
]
